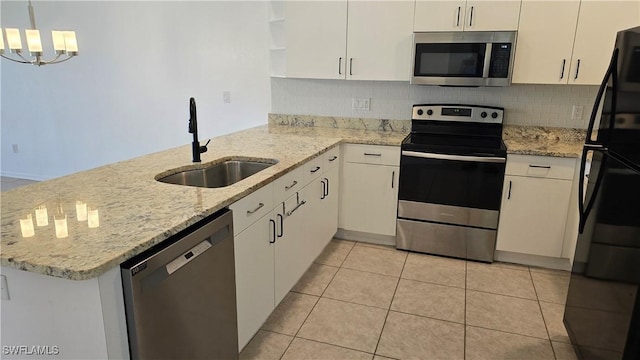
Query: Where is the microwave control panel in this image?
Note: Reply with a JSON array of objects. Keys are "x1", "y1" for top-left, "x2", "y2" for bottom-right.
[{"x1": 489, "y1": 43, "x2": 512, "y2": 78}]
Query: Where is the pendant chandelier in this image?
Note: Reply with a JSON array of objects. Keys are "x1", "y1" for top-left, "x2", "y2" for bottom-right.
[{"x1": 0, "y1": 0, "x2": 78, "y2": 66}]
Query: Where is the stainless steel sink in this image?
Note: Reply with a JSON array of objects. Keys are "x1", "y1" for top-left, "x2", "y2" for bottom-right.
[{"x1": 157, "y1": 159, "x2": 277, "y2": 188}]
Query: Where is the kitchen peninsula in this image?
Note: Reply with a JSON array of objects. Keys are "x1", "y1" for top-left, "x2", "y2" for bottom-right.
[{"x1": 1, "y1": 120, "x2": 583, "y2": 359}]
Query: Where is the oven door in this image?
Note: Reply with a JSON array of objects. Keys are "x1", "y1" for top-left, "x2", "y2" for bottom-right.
[{"x1": 398, "y1": 150, "x2": 506, "y2": 229}]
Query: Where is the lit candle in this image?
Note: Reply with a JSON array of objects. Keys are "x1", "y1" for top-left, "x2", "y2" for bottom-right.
[
  {"x1": 87, "y1": 208, "x2": 99, "y2": 228},
  {"x1": 5, "y1": 28, "x2": 23, "y2": 53},
  {"x1": 54, "y1": 214, "x2": 68, "y2": 238},
  {"x1": 51, "y1": 31, "x2": 65, "y2": 54},
  {"x1": 76, "y1": 201, "x2": 87, "y2": 221},
  {"x1": 25, "y1": 29, "x2": 42, "y2": 55},
  {"x1": 20, "y1": 214, "x2": 35, "y2": 238},
  {"x1": 35, "y1": 205, "x2": 49, "y2": 227},
  {"x1": 63, "y1": 31, "x2": 78, "y2": 54}
]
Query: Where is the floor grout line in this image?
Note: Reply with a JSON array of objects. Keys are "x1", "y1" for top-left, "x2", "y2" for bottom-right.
[{"x1": 529, "y1": 267, "x2": 559, "y2": 360}]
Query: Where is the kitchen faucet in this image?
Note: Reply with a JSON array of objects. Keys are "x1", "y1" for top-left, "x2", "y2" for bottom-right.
[{"x1": 188, "y1": 97, "x2": 209, "y2": 162}]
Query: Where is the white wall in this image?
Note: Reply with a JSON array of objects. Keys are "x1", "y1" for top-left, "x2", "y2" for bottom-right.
[
  {"x1": 1, "y1": 1, "x2": 271, "y2": 180},
  {"x1": 271, "y1": 78, "x2": 599, "y2": 128}
]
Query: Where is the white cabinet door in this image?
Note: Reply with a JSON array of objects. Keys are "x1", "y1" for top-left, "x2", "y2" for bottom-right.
[
  {"x1": 274, "y1": 190, "x2": 312, "y2": 304},
  {"x1": 512, "y1": 0, "x2": 580, "y2": 84},
  {"x1": 342, "y1": 163, "x2": 399, "y2": 236},
  {"x1": 234, "y1": 211, "x2": 276, "y2": 351},
  {"x1": 319, "y1": 166, "x2": 340, "y2": 246},
  {"x1": 414, "y1": 0, "x2": 520, "y2": 31},
  {"x1": 284, "y1": 0, "x2": 348, "y2": 79},
  {"x1": 346, "y1": 0, "x2": 414, "y2": 81},
  {"x1": 414, "y1": 0, "x2": 467, "y2": 31},
  {"x1": 568, "y1": 1, "x2": 640, "y2": 85},
  {"x1": 496, "y1": 175, "x2": 573, "y2": 257},
  {"x1": 464, "y1": 0, "x2": 521, "y2": 31}
]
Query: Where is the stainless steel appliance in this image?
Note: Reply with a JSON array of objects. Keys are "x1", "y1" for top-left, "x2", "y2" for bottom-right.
[
  {"x1": 121, "y1": 209, "x2": 238, "y2": 360},
  {"x1": 564, "y1": 26, "x2": 640, "y2": 360},
  {"x1": 396, "y1": 104, "x2": 506, "y2": 262},
  {"x1": 411, "y1": 31, "x2": 517, "y2": 86}
]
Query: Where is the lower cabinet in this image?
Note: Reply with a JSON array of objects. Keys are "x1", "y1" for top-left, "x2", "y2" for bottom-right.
[
  {"x1": 232, "y1": 147, "x2": 341, "y2": 351},
  {"x1": 233, "y1": 210, "x2": 276, "y2": 350},
  {"x1": 496, "y1": 155, "x2": 577, "y2": 258}
]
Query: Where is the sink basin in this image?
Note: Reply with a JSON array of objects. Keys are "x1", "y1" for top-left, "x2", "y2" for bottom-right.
[{"x1": 157, "y1": 159, "x2": 277, "y2": 188}]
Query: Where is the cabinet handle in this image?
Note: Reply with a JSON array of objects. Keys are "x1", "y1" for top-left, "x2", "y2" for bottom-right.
[
  {"x1": 469, "y1": 6, "x2": 474, "y2": 27},
  {"x1": 285, "y1": 180, "x2": 298, "y2": 190},
  {"x1": 269, "y1": 219, "x2": 276, "y2": 244},
  {"x1": 574, "y1": 59, "x2": 581, "y2": 80},
  {"x1": 246, "y1": 202, "x2": 264, "y2": 215},
  {"x1": 349, "y1": 58, "x2": 353, "y2": 76},
  {"x1": 276, "y1": 213, "x2": 283, "y2": 237},
  {"x1": 364, "y1": 153, "x2": 382, "y2": 157},
  {"x1": 328, "y1": 156, "x2": 338, "y2": 162},
  {"x1": 528, "y1": 164, "x2": 551, "y2": 169},
  {"x1": 560, "y1": 59, "x2": 566, "y2": 80},
  {"x1": 286, "y1": 200, "x2": 306, "y2": 217},
  {"x1": 456, "y1": 6, "x2": 461, "y2": 27},
  {"x1": 391, "y1": 171, "x2": 395, "y2": 189},
  {"x1": 324, "y1": 177, "x2": 329, "y2": 197},
  {"x1": 310, "y1": 166, "x2": 321, "y2": 173},
  {"x1": 321, "y1": 180, "x2": 326, "y2": 200},
  {"x1": 338, "y1": 57, "x2": 342, "y2": 75},
  {"x1": 507, "y1": 180, "x2": 512, "y2": 200}
]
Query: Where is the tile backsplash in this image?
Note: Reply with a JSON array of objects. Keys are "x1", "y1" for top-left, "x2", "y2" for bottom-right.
[{"x1": 271, "y1": 78, "x2": 598, "y2": 129}]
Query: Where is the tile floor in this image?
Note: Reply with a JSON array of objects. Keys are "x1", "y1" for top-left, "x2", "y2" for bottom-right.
[
  {"x1": 240, "y1": 239, "x2": 577, "y2": 360},
  {"x1": 0, "y1": 176, "x2": 38, "y2": 192}
]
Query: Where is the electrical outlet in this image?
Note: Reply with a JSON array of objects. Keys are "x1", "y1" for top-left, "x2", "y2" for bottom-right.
[
  {"x1": 1, "y1": 275, "x2": 9, "y2": 300},
  {"x1": 12, "y1": 144, "x2": 19, "y2": 153},
  {"x1": 352, "y1": 98, "x2": 370, "y2": 111},
  {"x1": 223, "y1": 91, "x2": 231, "y2": 104},
  {"x1": 572, "y1": 105, "x2": 584, "y2": 121}
]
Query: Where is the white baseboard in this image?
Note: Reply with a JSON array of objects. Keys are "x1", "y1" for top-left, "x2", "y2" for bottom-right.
[{"x1": 494, "y1": 250, "x2": 572, "y2": 271}]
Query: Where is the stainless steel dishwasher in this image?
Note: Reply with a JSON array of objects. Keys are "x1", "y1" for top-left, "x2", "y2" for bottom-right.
[{"x1": 121, "y1": 209, "x2": 238, "y2": 360}]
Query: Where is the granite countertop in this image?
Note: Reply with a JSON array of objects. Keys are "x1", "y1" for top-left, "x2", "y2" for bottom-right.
[
  {"x1": 0, "y1": 117, "x2": 584, "y2": 281},
  {"x1": 0, "y1": 124, "x2": 405, "y2": 280},
  {"x1": 502, "y1": 125, "x2": 586, "y2": 158}
]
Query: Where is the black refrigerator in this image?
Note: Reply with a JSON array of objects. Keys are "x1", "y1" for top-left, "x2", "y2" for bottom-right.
[{"x1": 564, "y1": 26, "x2": 640, "y2": 360}]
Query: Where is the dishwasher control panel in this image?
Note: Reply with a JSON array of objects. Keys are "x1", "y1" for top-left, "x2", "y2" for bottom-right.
[{"x1": 166, "y1": 239, "x2": 212, "y2": 275}]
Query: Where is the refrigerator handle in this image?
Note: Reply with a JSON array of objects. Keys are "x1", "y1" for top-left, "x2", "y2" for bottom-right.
[
  {"x1": 586, "y1": 48, "x2": 618, "y2": 145},
  {"x1": 579, "y1": 150, "x2": 608, "y2": 234}
]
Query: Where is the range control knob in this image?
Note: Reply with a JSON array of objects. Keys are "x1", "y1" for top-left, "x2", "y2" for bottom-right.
[
  {"x1": 480, "y1": 111, "x2": 488, "y2": 118},
  {"x1": 491, "y1": 112, "x2": 499, "y2": 119},
  {"x1": 426, "y1": 109, "x2": 434, "y2": 116},
  {"x1": 417, "y1": 109, "x2": 424, "y2": 115}
]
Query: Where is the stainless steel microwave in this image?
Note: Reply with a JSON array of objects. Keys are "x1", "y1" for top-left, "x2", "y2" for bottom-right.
[{"x1": 411, "y1": 31, "x2": 517, "y2": 87}]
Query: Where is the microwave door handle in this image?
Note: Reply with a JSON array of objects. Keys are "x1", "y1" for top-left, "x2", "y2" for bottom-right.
[{"x1": 482, "y1": 43, "x2": 492, "y2": 77}]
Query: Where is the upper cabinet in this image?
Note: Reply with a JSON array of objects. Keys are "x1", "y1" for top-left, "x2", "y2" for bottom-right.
[
  {"x1": 414, "y1": 0, "x2": 522, "y2": 32},
  {"x1": 513, "y1": 0, "x2": 640, "y2": 85},
  {"x1": 270, "y1": 0, "x2": 414, "y2": 81}
]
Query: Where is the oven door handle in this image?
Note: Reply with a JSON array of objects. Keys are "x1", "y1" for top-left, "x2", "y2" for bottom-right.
[{"x1": 402, "y1": 151, "x2": 506, "y2": 163}]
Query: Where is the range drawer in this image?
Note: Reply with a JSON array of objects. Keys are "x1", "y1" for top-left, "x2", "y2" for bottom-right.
[
  {"x1": 229, "y1": 183, "x2": 274, "y2": 235},
  {"x1": 506, "y1": 155, "x2": 576, "y2": 180},
  {"x1": 344, "y1": 144, "x2": 400, "y2": 166}
]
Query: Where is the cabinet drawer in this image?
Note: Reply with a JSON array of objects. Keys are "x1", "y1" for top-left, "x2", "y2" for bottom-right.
[
  {"x1": 506, "y1": 155, "x2": 576, "y2": 180},
  {"x1": 343, "y1": 144, "x2": 400, "y2": 166},
  {"x1": 273, "y1": 165, "x2": 304, "y2": 203},
  {"x1": 229, "y1": 183, "x2": 274, "y2": 236},
  {"x1": 303, "y1": 155, "x2": 324, "y2": 186},
  {"x1": 323, "y1": 146, "x2": 341, "y2": 171}
]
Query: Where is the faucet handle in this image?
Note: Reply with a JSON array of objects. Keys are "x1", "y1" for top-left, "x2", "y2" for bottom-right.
[{"x1": 199, "y1": 139, "x2": 211, "y2": 154}]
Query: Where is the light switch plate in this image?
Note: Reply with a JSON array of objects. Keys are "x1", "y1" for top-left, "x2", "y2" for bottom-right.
[
  {"x1": 1, "y1": 275, "x2": 9, "y2": 300},
  {"x1": 572, "y1": 105, "x2": 584, "y2": 121}
]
